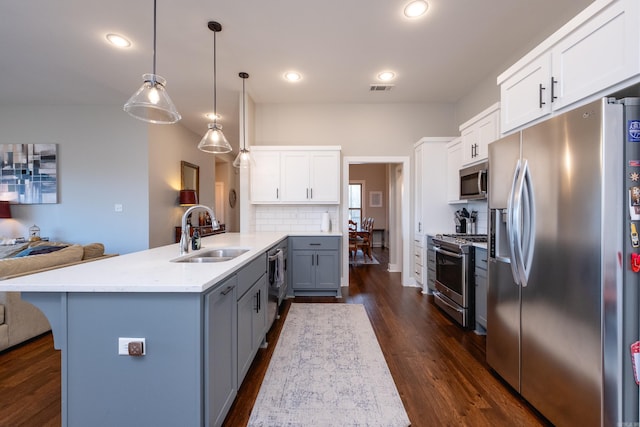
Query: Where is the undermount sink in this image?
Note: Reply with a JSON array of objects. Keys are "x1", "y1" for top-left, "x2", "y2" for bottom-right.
[{"x1": 172, "y1": 248, "x2": 250, "y2": 263}]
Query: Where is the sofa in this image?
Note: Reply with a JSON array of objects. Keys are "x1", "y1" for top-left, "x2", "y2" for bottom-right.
[{"x1": 0, "y1": 241, "x2": 115, "y2": 352}]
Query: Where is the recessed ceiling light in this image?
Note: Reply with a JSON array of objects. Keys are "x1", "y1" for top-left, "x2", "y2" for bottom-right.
[
  {"x1": 377, "y1": 71, "x2": 396, "y2": 81},
  {"x1": 205, "y1": 112, "x2": 221, "y2": 121},
  {"x1": 284, "y1": 71, "x2": 302, "y2": 82},
  {"x1": 404, "y1": 0, "x2": 429, "y2": 18},
  {"x1": 106, "y1": 33, "x2": 131, "y2": 48}
]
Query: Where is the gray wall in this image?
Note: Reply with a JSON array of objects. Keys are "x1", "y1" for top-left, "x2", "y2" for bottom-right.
[
  {"x1": 0, "y1": 105, "x2": 223, "y2": 254},
  {"x1": 0, "y1": 106, "x2": 148, "y2": 254}
]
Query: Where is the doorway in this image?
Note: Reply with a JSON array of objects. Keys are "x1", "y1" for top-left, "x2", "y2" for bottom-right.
[{"x1": 342, "y1": 156, "x2": 411, "y2": 288}]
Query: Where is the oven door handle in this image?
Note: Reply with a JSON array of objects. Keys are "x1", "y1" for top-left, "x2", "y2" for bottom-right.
[
  {"x1": 433, "y1": 291, "x2": 463, "y2": 313},
  {"x1": 434, "y1": 247, "x2": 463, "y2": 259},
  {"x1": 268, "y1": 248, "x2": 282, "y2": 261}
]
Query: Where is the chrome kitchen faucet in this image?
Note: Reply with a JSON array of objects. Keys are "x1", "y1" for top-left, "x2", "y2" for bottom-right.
[{"x1": 179, "y1": 205, "x2": 219, "y2": 255}]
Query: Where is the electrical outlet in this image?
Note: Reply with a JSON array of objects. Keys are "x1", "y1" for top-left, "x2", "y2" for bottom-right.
[
  {"x1": 118, "y1": 337, "x2": 146, "y2": 356},
  {"x1": 114, "y1": 203, "x2": 123, "y2": 212}
]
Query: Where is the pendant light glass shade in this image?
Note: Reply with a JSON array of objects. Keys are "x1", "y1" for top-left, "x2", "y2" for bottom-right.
[
  {"x1": 233, "y1": 149, "x2": 252, "y2": 168},
  {"x1": 198, "y1": 122, "x2": 232, "y2": 153},
  {"x1": 233, "y1": 72, "x2": 252, "y2": 168},
  {"x1": 199, "y1": 21, "x2": 230, "y2": 153},
  {"x1": 124, "y1": 74, "x2": 181, "y2": 124},
  {"x1": 123, "y1": 0, "x2": 181, "y2": 124}
]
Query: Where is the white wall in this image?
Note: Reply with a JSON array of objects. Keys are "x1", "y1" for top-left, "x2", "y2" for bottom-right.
[
  {"x1": 0, "y1": 106, "x2": 148, "y2": 254},
  {"x1": 255, "y1": 103, "x2": 458, "y2": 155},
  {"x1": 454, "y1": 74, "x2": 501, "y2": 126},
  {"x1": 215, "y1": 160, "x2": 240, "y2": 232}
]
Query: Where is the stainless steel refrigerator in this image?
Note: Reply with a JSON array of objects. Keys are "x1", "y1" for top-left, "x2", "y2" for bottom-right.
[{"x1": 487, "y1": 97, "x2": 639, "y2": 427}]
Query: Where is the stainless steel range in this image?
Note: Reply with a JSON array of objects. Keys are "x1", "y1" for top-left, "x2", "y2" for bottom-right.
[{"x1": 431, "y1": 233, "x2": 487, "y2": 328}]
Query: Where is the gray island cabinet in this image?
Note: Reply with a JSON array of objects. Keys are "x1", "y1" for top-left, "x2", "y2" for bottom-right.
[
  {"x1": 289, "y1": 236, "x2": 341, "y2": 297},
  {"x1": 236, "y1": 254, "x2": 268, "y2": 386},
  {"x1": 0, "y1": 232, "x2": 305, "y2": 427}
]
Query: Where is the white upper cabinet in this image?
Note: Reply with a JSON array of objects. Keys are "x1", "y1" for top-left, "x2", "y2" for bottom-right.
[
  {"x1": 250, "y1": 147, "x2": 341, "y2": 204},
  {"x1": 280, "y1": 151, "x2": 309, "y2": 202},
  {"x1": 250, "y1": 150, "x2": 281, "y2": 203},
  {"x1": 459, "y1": 103, "x2": 500, "y2": 167},
  {"x1": 551, "y1": 0, "x2": 638, "y2": 110},
  {"x1": 281, "y1": 151, "x2": 340, "y2": 203},
  {"x1": 499, "y1": 0, "x2": 640, "y2": 134},
  {"x1": 500, "y1": 55, "x2": 552, "y2": 133}
]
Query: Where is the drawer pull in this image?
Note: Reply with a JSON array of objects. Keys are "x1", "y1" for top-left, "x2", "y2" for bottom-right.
[{"x1": 221, "y1": 285, "x2": 235, "y2": 296}]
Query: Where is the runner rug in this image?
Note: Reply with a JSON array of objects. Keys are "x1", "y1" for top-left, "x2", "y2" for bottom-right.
[{"x1": 248, "y1": 303, "x2": 411, "y2": 426}]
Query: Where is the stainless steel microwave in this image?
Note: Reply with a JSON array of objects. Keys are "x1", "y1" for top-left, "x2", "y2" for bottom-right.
[{"x1": 459, "y1": 161, "x2": 488, "y2": 200}]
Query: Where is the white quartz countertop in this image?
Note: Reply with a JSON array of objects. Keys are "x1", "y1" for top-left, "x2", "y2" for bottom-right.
[{"x1": 0, "y1": 232, "x2": 341, "y2": 293}]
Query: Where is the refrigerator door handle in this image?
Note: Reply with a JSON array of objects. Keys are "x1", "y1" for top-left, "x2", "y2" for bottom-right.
[
  {"x1": 507, "y1": 160, "x2": 522, "y2": 285},
  {"x1": 511, "y1": 159, "x2": 530, "y2": 287},
  {"x1": 520, "y1": 161, "x2": 536, "y2": 285}
]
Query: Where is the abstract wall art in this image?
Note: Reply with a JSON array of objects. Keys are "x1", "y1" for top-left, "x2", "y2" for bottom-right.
[{"x1": 0, "y1": 144, "x2": 58, "y2": 204}]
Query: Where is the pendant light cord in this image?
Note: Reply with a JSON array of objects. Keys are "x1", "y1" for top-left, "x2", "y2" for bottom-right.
[
  {"x1": 213, "y1": 29, "x2": 217, "y2": 125},
  {"x1": 242, "y1": 77, "x2": 246, "y2": 150},
  {"x1": 152, "y1": 0, "x2": 157, "y2": 77}
]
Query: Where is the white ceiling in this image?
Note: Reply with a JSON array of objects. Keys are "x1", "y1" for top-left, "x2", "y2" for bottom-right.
[{"x1": 1, "y1": 0, "x2": 593, "y2": 150}]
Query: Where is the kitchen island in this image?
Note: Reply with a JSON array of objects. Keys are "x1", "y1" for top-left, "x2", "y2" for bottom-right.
[{"x1": 0, "y1": 232, "x2": 339, "y2": 427}]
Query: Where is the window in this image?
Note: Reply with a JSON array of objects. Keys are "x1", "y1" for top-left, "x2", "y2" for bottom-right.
[{"x1": 348, "y1": 183, "x2": 363, "y2": 226}]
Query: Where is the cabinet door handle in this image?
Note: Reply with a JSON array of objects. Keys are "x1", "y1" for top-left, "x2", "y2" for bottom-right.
[
  {"x1": 539, "y1": 83, "x2": 546, "y2": 108},
  {"x1": 276, "y1": 188, "x2": 279, "y2": 199},
  {"x1": 316, "y1": 254, "x2": 319, "y2": 265},
  {"x1": 310, "y1": 188, "x2": 313, "y2": 199},
  {"x1": 309, "y1": 243, "x2": 321, "y2": 246},
  {"x1": 221, "y1": 285, "x2": 235, "y2": 296},
  {"x1": 256, "y1": 289, "x2": 261, "y2": 313},
  {"x1": 550, "y1": 77, "x2": 558, "y2": 102},
  {"x1": 306, "y1": 188, "x2": 309, "y2": 199}
]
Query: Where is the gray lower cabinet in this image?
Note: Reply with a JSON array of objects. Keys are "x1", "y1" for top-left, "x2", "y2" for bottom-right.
[
  {"x1": 237, "y1": 254, "x2": 268, "y2": 386},
  {"x1": 205, "y1": 275, "x2": 238, "y2": 427},
  {"x1": 475, "y1": 247, "x2": 488, "y2": 332},
  {"x1": 289, "y1": 236, "x2": 340, "y2": 296},
  {"x1": 22, "y1": 244, "x2": 332, "y2": 426}
]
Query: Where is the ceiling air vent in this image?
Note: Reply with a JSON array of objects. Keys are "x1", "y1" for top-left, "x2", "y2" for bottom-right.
[{"x1": 369, "y1": 84, "x2": 394, "y2": 92}]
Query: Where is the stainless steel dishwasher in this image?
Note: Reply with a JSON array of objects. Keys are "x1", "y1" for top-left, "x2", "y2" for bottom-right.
[{"x1": 267, "y1": 240, "x2": 287, "y2": 330}]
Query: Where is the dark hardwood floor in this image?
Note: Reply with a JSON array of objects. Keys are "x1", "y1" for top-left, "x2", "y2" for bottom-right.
[{"x1": 0, "y1": 247, "x2": 550, "y2": 427}]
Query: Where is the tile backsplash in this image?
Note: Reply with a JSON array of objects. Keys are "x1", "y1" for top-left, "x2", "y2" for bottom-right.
[
  {"x1": 253, "y1": 205, "x2": 340, "y2": 233},
  {"x1": 466, "y1": 200, "x2": 488, "y2": 234}
]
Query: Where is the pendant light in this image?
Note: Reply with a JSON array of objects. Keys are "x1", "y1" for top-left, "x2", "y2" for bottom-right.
[
  {"x1": 198, "y1": 21, "x2": 232, "y2": 154},
  {"x1": 123, "y1": 0, "x2": 181, "y2": 124},
  {"x1": 233, "y1": 72, "x2": 252, "y2": 168}
]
